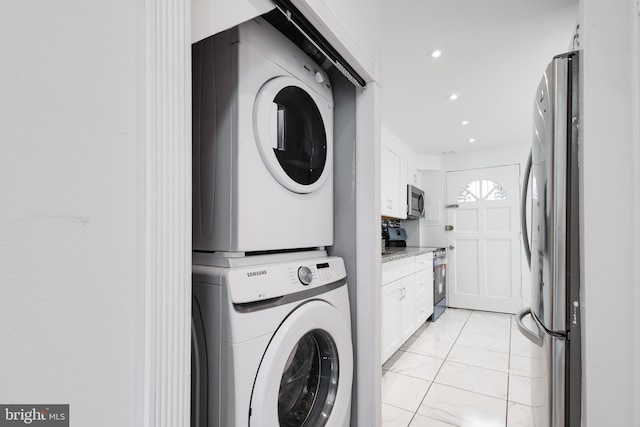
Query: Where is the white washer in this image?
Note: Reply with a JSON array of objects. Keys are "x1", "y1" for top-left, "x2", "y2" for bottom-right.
[
  {"x1": 192, "y1": 17, "x2": 334, "y2": 253},
  {"x1": 191, "y1": 251, "x2": 353, "y2": 427}
]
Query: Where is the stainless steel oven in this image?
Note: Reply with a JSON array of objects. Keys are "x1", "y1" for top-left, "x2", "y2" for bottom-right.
[
  {"x1": 407, "y1": 185, "x2": 425, "y2": 219},
  {"x1": 432, "y1": 248, "x2": 447, "y2": 321}
]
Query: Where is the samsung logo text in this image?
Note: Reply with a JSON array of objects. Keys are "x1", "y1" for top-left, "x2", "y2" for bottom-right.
[{"x1": 247, "y1": 270, "x2": 267, "y2": 277}]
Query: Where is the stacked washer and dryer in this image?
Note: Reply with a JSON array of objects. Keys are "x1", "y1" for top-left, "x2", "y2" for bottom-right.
[{"x1": 191, "y1": 17, "x2": 353, "y2": 427}]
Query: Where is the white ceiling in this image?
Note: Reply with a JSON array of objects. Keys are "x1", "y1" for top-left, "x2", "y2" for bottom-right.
[{"x1": 379, "y1": 0, "x2": 579, "y2": 155}]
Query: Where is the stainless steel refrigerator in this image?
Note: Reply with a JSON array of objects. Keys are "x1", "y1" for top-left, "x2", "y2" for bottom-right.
[{"x1": 518, "y1": 51, "x2": 581, "y2": 427}]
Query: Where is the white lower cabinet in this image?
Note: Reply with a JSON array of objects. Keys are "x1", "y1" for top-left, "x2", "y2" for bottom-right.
[
  {"x1": 381, "y1": 279, "x2": 403, "y2": 360},
  {"x1": 399, "y1": 275, "x2": 417, "y2": 343},
  {"x1": 381, "y1": 252, "x2": 434, "y2": 363},
  {"x1": 382, "y1": 276, "x2": 416, "y2": 362}
]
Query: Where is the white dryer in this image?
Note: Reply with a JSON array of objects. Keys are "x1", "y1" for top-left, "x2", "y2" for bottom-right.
[
  {"x1": 192, "y1": 17, "x2": 334, "y2": 253},
  {"x1": 191, "y1": 251, "x2": 353, "y2": 427}
]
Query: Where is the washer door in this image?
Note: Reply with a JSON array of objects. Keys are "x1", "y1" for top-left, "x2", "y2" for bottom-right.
[
  {"x1": 250, "y1": 301, "x2": 352, "y2": 427},
  {"x1": 253, "y1": 76, "x2": 332, "y2": 194}
]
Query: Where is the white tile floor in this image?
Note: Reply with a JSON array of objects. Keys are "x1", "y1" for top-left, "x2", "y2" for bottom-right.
[{"x1": 382, "y1": 308, "x2": 536, "y2": 427}]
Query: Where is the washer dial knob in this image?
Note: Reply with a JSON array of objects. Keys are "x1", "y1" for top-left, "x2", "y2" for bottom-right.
[{"x1": 297, "y1": 266, "x2": 313, "y2": 285}]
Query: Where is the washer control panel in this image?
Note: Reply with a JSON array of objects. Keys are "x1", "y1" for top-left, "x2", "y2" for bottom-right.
[
  {"x1": 289, "y1": 259, "x2": 344, "y2": 289},
  {"x1": 224, "y1": 256, "x2": 347, "y2": 304}
]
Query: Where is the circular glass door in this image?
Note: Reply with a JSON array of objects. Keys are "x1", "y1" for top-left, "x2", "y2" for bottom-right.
[
  {"x1": 254, "y1": 76, "x2": 332, "y2": 194},
  {"x1": 278, "y1": 330, "x2": 338, "y2": 426},
  {"x1": 249, "y1": 301, "x2": 352, "y2": 427}
]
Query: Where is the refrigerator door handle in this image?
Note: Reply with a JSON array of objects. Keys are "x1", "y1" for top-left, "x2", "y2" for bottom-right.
[
  {"x1": 521, "y1": 149, "x2": 532, "y2": 270},
  {"x1": 516, "y1": 306, "x2": 543, "y2": 347}
]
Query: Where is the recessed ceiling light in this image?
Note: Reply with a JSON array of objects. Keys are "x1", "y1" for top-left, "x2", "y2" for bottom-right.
[
  {"x1": 448, "y1": 94, "x2": 458, "y2": 100},
  {"x1": 431, "y1": 49, "x2": 442, "y2": 58},
  {"x1": 460, "y1": 120, "x2": 469, "y2": 126},
  {"x1": 468, "y1": 138, "x2": 476, "y2": 143}
]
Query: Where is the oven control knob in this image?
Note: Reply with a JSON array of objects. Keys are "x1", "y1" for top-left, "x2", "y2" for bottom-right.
[{"x1": 297, "y1": 266, "x2": 313, "y2": 285}]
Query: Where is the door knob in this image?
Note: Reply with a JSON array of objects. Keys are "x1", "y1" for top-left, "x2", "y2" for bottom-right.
[{"x1": 448, "y1": 245, "x2": 455, "y2": 250}]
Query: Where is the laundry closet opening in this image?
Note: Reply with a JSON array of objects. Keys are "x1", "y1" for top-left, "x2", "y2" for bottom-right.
[{"x1": 190, "y1": 4, "x2": 374, "y2": 426}]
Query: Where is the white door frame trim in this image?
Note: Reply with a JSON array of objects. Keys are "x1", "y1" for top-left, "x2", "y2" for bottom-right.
[
  {"x1": 631, "y1": 1, "x2": 640, "y2": 424},
  {"x1": 143, "y1": 0, "x2": 192, "y2": 426}
]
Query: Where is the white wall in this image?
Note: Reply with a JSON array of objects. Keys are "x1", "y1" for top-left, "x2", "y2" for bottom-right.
[
  {"x1": 381, "y1": 124, "x2": 414, "y2": 160},
  {"x1": 191, "y1": 0, "x2": 273, "y2": 42},
  {"x1": 442, "y1": 144, "x2": 530, "y2": 172},
  {"x1": 580, "y1": 0, "x2": 639, "y2": 425},
  {"x1": 416, "y1": 154, "x2": 444, "y2": 171},
  {"x1": 381, "y1": 124, "x2": 442, "y2": 171},
  {"x1": 0, "y1": 1, "x2": 144, "y2": 426},
  {"x1": 291, "y1": 0, "x2": 381, "y2": 81}
]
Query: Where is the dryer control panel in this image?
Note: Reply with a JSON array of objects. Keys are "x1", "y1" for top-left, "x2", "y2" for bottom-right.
[{"x1": 224, "y1": 256, "x2": 346, "y2": 304}]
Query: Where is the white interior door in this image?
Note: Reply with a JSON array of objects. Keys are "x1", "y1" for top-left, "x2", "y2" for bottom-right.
[{"x1": 446, "y1": 165, "x2": 522, "y2": 314}]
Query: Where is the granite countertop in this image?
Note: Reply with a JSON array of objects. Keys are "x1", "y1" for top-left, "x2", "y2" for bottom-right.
[{"x1": 381, "y1": 246, "x2": 443, "y2": 263}]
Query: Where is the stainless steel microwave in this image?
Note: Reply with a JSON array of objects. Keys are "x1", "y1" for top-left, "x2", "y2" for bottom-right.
[{"x1": 407, "y1": 185, "x2": 425, "y2": 219}]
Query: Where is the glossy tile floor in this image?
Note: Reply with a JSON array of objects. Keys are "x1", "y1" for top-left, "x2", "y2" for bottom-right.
[{"x1": 382, "y1": 308, "x2": 535, "y2": 427}]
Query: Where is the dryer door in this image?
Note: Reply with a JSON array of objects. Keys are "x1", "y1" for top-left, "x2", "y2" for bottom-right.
[
  {"x1": 249, "y1": 300, "x2": 352, "y2": 427},
  {"x1": 253, "y1": 76, "x2": 333, "y2": 194}
]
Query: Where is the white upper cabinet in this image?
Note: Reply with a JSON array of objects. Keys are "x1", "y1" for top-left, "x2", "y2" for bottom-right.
[
  {"x1": 381, "y1": 136, "x2": 412, "y2": 219},
  {"x1": 382, "y1": 125, "x2": 430, "y2": 219},
  {"x1": 381, "y1": 144, "x2": 402, "y2": 218},
  {"x1": 380, "y1": 143, "x2": 408, "y2": 219},
  {"x1": 408, "y1": 165, "x2": 422, "y2": 188},
  {"x1": 191, "y1": 0, "x2": 274, "y2": 43}
]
